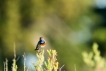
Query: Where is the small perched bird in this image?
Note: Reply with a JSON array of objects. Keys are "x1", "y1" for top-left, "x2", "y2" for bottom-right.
[{"x1": 35, "y1": 37, "x2": 46, "y2": 50}]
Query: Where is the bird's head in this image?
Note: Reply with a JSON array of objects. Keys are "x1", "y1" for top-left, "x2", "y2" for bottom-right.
[{"x1": 39, "y1": 37, "x2": 43, "y2": 40}]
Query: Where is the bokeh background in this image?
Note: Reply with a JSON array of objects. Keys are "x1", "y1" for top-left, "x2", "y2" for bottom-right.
[{"x1": 0, "y1": 0, "x2": 106, "y2": 71}]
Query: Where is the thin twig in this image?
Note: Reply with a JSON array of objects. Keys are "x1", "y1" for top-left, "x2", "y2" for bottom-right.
[
  {"x1": 23, "y1": 53, "x2": 26, "y2": 71},
  {"x1": 4, "y1": 62, "x2": 5, "y2": 71},
  {"x1": 74, "y1": 64, "x2": 76, "y2": 71},
  {"x1": 59, "y1": 65, "x2": 65, "y2": 71},
  {"x1": 16, "y1": 56, "x2": 20, "y2": 61},
  {"x1": 5, "y1": 58, "x2": 8, "y2": 71},
  {"x1": 14, "y1": 42, "x2": 16, "y2": 59}
]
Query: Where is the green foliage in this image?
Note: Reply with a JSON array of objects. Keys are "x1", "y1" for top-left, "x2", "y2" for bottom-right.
[
  {"x1": 3, "y1": 48, "x2": 59, "y2": 71},
  {"x1": 82, "y1": 43, "x2": 106, "y2": 71},
  {"x1": 4, "y1": 58, "x2": 8, "y2": 71},
  {"x1": 45, "y1": 49, "x2": 58, "y2": 71},
  {"x1": 12, "y1": 44, "x2": 18, "y2": 71},
  {"x1": 34, "y1": 49, "x2": 59, "y2": 71},
  {"x1": 35, "y1": 50, "x2": 44, "y2": 71},
  {"x1": 12, "y1": 59, "x2": 18, "y2": 71}
]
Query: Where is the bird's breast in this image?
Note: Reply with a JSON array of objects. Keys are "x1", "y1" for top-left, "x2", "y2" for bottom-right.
[{"x1": 40, "y1": 42, "x2": 46, "y2": 47}]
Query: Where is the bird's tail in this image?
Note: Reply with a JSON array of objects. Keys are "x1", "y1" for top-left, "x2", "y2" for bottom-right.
[
  {"x1": 35, "y1": 48, "x2": 39, "y2": 50},
  {"x1": 35, "y1": 43, "x2": 39, "y2": 50}
]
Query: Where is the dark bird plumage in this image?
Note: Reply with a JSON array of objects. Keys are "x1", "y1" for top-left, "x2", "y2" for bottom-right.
[{"x1": 35, "y1": 37, "x2": 46, "y2": 50}]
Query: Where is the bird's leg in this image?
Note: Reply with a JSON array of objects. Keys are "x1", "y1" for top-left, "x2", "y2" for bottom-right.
[{"x1": 38, "y1": 48, "x2": 44, "y2": 55}]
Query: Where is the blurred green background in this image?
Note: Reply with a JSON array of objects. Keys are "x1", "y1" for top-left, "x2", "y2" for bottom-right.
[{"x1": 0, "y1": 0, "x2": 106, "y2": 71}]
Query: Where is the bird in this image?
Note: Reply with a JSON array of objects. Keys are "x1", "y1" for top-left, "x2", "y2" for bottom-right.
[{"x1": 35, "y1": 37, "x2": 46, "y2": 50}]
